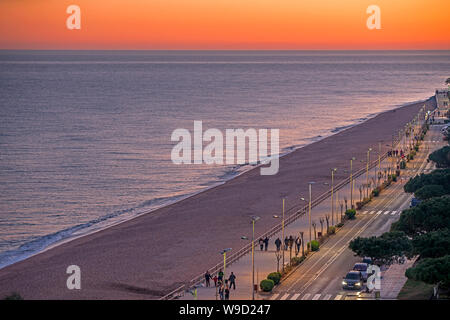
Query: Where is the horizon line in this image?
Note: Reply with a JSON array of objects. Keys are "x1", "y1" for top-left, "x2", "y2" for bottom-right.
[{"x1": 1, "y1": 48, "x2": 450, "y2": 51}]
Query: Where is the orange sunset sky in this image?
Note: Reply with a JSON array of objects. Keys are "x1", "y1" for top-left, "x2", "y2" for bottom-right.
[{"x1": 0, "y1": 0, "x2": 449, "y2": 49}]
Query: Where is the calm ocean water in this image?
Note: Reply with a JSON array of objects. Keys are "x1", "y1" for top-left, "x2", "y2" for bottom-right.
[{"x1": 0, "y1": 50, "x2": 449, "y2": 268}]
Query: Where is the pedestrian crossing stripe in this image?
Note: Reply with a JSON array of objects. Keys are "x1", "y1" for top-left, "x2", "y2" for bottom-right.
[
  {"x1": 376, "y1": 210, "x2": 382, "y2": 215},
  {"x1": 384, "y1": 211, "x2": 390, "y2": 215},
  {"x1": 362, "y1": 211, "x2": 368, "y2": 215},
  {"x1": 270, "y1": 293, "x2": 279, "y2": 300},
  {"x1": 270, "y1": 292, "x2": 351, "y2": 300},
  {"x1": 391, "y1": 211, "x2": 397, "y2": 215},
  {"x1": 369, "y1": 211, "x2": 375, "y2": 215}
]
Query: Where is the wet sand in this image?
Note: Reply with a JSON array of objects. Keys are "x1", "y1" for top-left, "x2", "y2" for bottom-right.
[{"x1": 0, "y1": 97, "x2": 436, "y2": 299}]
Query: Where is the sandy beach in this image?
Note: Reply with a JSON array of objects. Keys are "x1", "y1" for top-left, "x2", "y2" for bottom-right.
[{"x1": 0, "y1": 97, "x2": 436, "y2": 299}]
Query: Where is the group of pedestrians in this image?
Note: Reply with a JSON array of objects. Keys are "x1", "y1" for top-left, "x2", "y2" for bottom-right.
[
  {"x1": 204, "y1": 270, "x2": 236, "y2": 300},
  {"x1": 274, "y1": 235, "x2": 302, "y2": 255},
  {"x1": 388, "y1": 149, "x2": 401, "y2": 157},
  {"x1": 258, "y1": 237, "x2": 270, "y2": 251}
]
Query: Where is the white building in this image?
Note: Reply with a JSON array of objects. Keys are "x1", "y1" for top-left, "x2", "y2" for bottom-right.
[{"x1": 435, "y1": 88, "x2": 449, "y2": 110}]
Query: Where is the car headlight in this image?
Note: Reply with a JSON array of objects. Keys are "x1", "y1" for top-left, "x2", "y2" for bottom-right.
[
  {"x1": 355, "y1": 282, "x2": 361, "y2": 286},
  {"x1": 342, "y1": 281, "x2": 347, "y2": 285}
]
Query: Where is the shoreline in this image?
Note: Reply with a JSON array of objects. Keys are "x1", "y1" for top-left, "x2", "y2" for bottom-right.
[
  {"x1": 0, "y1": 98, "x2": 428, "y2": 271},
  {"x1": 0, "y1": 96, "x2": 436, "y2": 299}
]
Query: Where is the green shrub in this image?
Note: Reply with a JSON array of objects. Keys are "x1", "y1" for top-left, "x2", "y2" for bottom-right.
[
  {"x1": 391, "y1": 174, "x2": 397, "y2": 182},
  {"x1": 336, "y1": 222, "x2": 344, "y2": 228},
  {"x1": 267, "y1": 272, "x2": 282, "y2": 285},
  {"x1": 400, "y1": 161, "x2": 406, "y2": 169},
  {"x1": 372, "y1": 188, "x2": 380, "y2": 197},
  {"x1": 327, "y1": 226, "x2": 336, "y2": 234},
  {"x1": 414, "y1": 145, "x2": 419, "y2": 152},
  {"x1": 291, "y1": 256, "x2": 306, "y2": 266},
  {"x1": 345, "y1": 208, "x2": 356, "y2": 220},
  {"x1": 260, "y1": 279, "x2": 275, "y2": 292},
  {"x1": 307, "y1": 240, "x2": 320, "y2": 251}
]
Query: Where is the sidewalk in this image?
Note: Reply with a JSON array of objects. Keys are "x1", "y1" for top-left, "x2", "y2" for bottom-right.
[{"x1": 380, "y1": 258, "x2": 418, "y2": 299}]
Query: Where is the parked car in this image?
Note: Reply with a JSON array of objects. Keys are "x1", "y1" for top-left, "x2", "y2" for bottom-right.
[
  {"x1": 411, "y1": 197, "x2": 421, "y2": 207},
  {"x1": 342, "y1": 271, "x2": 364, "y2": 290},
  {"x1": 362, "y1": 257, "x2": 372, "y2": 265},
  {"x1": 352, "y1": 263, "x2": 368, "y2": 281}
]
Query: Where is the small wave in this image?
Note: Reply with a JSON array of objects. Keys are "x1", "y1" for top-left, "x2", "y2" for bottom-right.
[{"x1": 0, "y1": 194, "x2": 189, "y2": 270}]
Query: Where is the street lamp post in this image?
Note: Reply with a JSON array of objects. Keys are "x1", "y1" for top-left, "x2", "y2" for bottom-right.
[
  {"x1": 308, "y1": 182, "x2": 315, "y2": 248},
  {"x1": 366, "y1": 148, "x2": 372, "y2": 199},
  {"x1": 350, "y1": 158, "x2": 355, "y2": 209},
  {"x1": 250, "y1": 216, "x2": 260, "y2": 300},
  {"x1": 273, "y1": 199, "x2": 287, "y2": 273},
  {"x1": 378, "y1": 142, "x2": 381, "y2": 186},
  {"x1": 220, "y1": 248, "x2": 232, "y2": 285},
  {"x1": 331, "y1": 168, "x2": 337, "y2": 225},
  {"x1": 282, "y1": 198, "x2": 285, "y2": 273}
]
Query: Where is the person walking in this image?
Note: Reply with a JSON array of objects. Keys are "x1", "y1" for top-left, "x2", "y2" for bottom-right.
[
  {"x1": 275, "y1": 237, "x2": 282, "y2": 251},
  {"x1": 284, "y1": 236, "x2": 289, "y2": 250},
  {"x1": 228, "y1": 272, "x2": 236, "y2": 290},
  {"x1": 204, "y1": 270, "x2": 211, "y2": 287},
  {"x1": 224, "y1": 284, "x2": 230, "y2": 300},
  {"x1": 264, "y1": 236, "x2": 269, "y2": 251},
  {"x1": 218, "y1": 269, "x2": 224, "y2": 284},
  {"x1": 258, "y1": 238, "x2": 264, "y2": 251},
  {"x1": 219, "y1": 283, "x2": 225, "y2": 300},
  {"x1": 212, "y1": 274, "x2": 218, "y2": 287},
  {"x1": 295, "y1": 236, "x2": 301, "y2": 256}
]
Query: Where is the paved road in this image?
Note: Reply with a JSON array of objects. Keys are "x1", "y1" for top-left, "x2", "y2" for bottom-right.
[{"x1": 268, "y1": 124, "x2": 445, "y2": 301}]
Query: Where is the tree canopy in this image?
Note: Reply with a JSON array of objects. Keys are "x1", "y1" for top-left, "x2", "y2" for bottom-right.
[
  {"x1": 428, "y1": 146, "x2": 450, "y2": 168},
  {"x1": 404, "y1": 168, "x2": 450, "y2": 194},
  {"x1": 349, "y1": 231, "x2": 412, "y2": 266},
  {"x1": 391, "y1": 196, "x2": 450, "y2": 236},
  {"x1": 414, "y1": 184, "x2": 447, "y2": 200},
  {"x1": 405, "y1": 255, "x2": 450, "y2": 287},
  {"x1": 411, "y1": 229, "x2": 450, "y2": 259}
]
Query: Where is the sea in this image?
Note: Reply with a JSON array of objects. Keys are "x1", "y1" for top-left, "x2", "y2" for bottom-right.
[{"x1": 0, "y1": 50, "x2": 449, "y2": 268}]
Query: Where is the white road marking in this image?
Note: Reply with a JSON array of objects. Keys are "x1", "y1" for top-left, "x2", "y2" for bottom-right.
[
  {"x1": 291, "y1": 293, "x2": 300, "y2": 300},
  {"x1": 302, "y1": 293, "x2": 311, "y2": 300},
  {"x1": 312, "y1": 294, "x2": 321, "y2": 300},
  {"x1": 362, "y1": 211, "x2": 368, "y2": 215},
  {"x1": 334, "y1": 294, "x2": 343, "y2": 300},
  {"x1": 270, "y1": 293, "x2": 280, "y2": 300},
  {"x1": 384, "y1": 211, "x2": 390, "y2": 215},
  {"x1": 280, "y1": 293, "x2": 290, "y2": 300},
  {"x1": 282, "y1": 147, "x2": 435, "y2": 296},
  {"x1": 376, "y1": 210, "x2": 382, "y2": 215},
  {"x1": 391, "y1": 211, "x2": 397, "y2": 215},
  {"x1": 323, "y1": 294, "x2": 332, "y2": 300}
]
